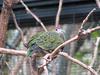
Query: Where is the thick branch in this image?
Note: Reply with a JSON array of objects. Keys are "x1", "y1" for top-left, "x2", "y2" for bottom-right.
[
  {"x1": 51, "y1": 26, "x2": 100, "y2": 58},
  {"x1": 59, "y1": 52, "x2": 97, "y2": 75},
  {"x1": 0, "y1": 47, "x2": 26, "y2": 56},
  {"x1": 51, "y1": 35, "x2": 78, "y2": 56},
  {"x1": 0, "y1": 0, "x2": 13, "y2": 47}
]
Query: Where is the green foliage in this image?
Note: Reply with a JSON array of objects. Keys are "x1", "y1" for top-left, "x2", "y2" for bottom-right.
[
  {"x1": 91, "y1": 30, "x2": 100, "y2": 51},
  {"x1": 75, "y1": 52, "x2": 85, "y2": 60},
  {"x1": 75, "y1": 52, "x2": 91, "y2": 64},
  {"x1": 91, "y1": 30, "x2": 100, "y2": 39}
]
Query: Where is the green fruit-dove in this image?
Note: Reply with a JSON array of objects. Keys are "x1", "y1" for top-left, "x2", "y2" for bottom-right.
[{"x1": 27, "y1": 31, "x2": 64, "y2": 58}]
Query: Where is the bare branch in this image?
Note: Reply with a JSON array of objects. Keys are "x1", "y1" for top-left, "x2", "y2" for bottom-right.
[
  {"x1": 51, "y1": 9, "x2": 97, "y2": 57},
  {"x1": 11, "y1": 10, "x2": 26, "y2": 44},
  {"x1": 51, "y1": 26, "x2": 100, "y2": 58},
  {"x1": 51, "y1": 35, "x2": 78, "y2": 56},
  {"x1": 0, "y1": 47, "x2": 26, "y2": 56},
  {"x1": 96, "y1": 0, "x2": 100, "y2": 8},
  {"x1": 88, "y1": 26, "x2": 100, "y2": 32},
  {"x1": 0, "y1": 26, "x2": 100, "y2": 69},
  {"x1": 59, "y1": 52, "x2": 97, "y2": 75},
  {"x1": 80, "y1": 8, "x2": 96, "y2": 30},
  {"x1": 90, "y1": 37, "x2": 100, "y2": 67},
  {"x1": 55, "y1": 0, "x2": 63, "y2": 29},
  {"x1": 5, "y1": 61, "x2": 11, "y2": 71},
  {"x1": 39, "y1": 26, "x2": 100, "y2": 69},
  {"x1": 11, "y1": 10, "x2": 27, "y2": 75},
  {"x1": 20, "y1": 0, "x2": 48, "y2": 32},
  {"x1": 88, "y1": 37, "x2": 100, "y2": 75}
]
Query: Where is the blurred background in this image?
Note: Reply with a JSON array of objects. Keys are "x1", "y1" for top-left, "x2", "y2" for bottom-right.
[{"x1": 0, "y1": 0, "x2": 100, "y2": 75}]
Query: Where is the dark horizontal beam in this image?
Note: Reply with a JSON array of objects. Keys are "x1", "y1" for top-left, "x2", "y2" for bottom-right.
[
  {"x1": 0, "y1": 0, "x2": 99, "y2": 29},
  {"x1": 9, "y1": 3, "x2": 99, "y2": 24},
  {"x1": 0, "y1": 0, "x2": 89, "y2": 6}
]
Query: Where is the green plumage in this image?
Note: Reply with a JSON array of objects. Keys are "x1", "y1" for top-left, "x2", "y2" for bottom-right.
[{"x1": 27, "y1": 31, "x2": 64, "y2": 57}]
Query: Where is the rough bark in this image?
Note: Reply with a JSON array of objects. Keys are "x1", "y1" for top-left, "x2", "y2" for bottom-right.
[
  {"x1": 0, "y1": 0, "x2": 14, "y2": 75},
  {"x1": 0, "y1": 0, "x2": 13, "y2": 47}
]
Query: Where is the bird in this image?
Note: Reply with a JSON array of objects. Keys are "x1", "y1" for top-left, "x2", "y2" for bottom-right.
[
  {"x1": 26, "y1": 31, "x2": 64, "y2": 74},
  {"x1": 26, "y1": 31, "x2": 64, "y2": 58}
]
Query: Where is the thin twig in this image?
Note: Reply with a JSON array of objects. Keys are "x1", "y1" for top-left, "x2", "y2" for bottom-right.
[
  {"x1": 11, "y1": 10, "x2": 26, "y2": 44},
  {"x1": 5, "y1": 61, "x2": 11, "y2": 71},
  {"x1": 55, "y1": 0, "x2": 63, "y2": 29},
  {"x1": 20, "y1": 0, "x2": 48, "y2": 32},
  {"x1": 95, "y1": 0, "x2": 100, "y2": 8},
  {"x1": 80, "y1": 8, "x2": 96, "y2": 30},
  {"x1": 11, "y1": 10, "x2": 28, "y2": 75},
  {"x1": 59, "y1": 52, "x2": 97, "y2": 75},
  {"x1": 88, "y1": 37, "x2": 100, "y2": 75},
  {"x1": 90, "y1": 37, "x2": 100, "y2": 67}
]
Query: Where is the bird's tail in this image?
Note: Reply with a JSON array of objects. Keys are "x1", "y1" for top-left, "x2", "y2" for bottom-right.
[{"x1": 27, "y1": 49, "x2": 33, "y2": 57}]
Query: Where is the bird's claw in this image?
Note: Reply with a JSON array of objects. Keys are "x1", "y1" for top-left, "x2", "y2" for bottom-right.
[
  {"x1": 38, "y1": 54, "x2": 52, "y2": 68},
  {"x1": 43, "y1": 53, "x2": 52, "y2": 62}
]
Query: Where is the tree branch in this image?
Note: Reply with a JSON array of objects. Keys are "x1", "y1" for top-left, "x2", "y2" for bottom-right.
[
  {"x1": 51, "y1": 26, "x2": 100, "y2": 58},
  {"x1": 11, "y1": 9, "x2": 28, "y2": 75},
  {"x1": 20, "y1": 0, "x2": 48, "y2": 32},
  {"x1": 55, "y1": 0, "x2": 63, "y2": 29},
  {"x1": 90, "y1": 37, "x2": 100, "y2": 67},
  {"x1": 80, "y1": 8, "x2": 96, "y2": 30},
  {"x1": 87, "y1": 37, "x2": 100, "y2": 75},
  {"x1": 95, "y1": 0, "x2": 100, "y2": 8},
  {"x1": 0, "y1": 47, "x2": 26, "y2": 56},
  {"x1": 51, "y1": 35, "x2": 78, "y2": 56},
  {"x1": 59, "y1": 52, "x2": 97, "y2": 75},
  {"x1": 11, "y1": 10, "x2": 26, "y2": 44}
]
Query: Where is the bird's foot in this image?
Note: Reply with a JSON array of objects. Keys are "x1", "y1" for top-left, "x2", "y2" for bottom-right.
[{"x1": 38, "y1": 53, "x2": 52, "y2": 69}]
